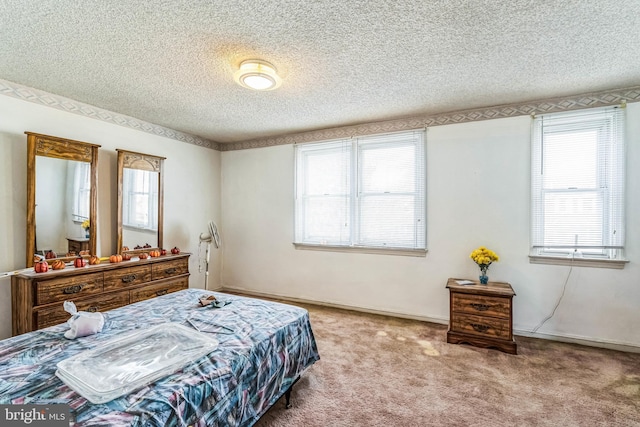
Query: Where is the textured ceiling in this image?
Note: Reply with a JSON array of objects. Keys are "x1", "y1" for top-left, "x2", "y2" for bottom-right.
[{"x1": 1, "y1": 0, "x2": 640, "y2": 145}]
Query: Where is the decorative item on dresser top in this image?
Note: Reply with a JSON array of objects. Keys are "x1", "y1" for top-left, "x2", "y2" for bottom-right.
[
  {"x1": 446, "y1": 277, "x2": 517, "y2": 354},
  {"x1": 469, "y1": 246, "x2": 500, "y2": 285},
  {"x1": 11, "y1": 253, "x2": 190, "y2": 336}
]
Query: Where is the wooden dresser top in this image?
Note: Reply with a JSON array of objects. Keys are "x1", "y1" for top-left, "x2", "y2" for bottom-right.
[{"x1": 446, "y1": 277, "x2": 515, "y2": 297}]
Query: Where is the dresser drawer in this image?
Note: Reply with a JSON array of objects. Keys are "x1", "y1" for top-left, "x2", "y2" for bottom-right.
[
  {"x1": 36, "y1": 291, "x2": 129, "y2": 329},
  {"x1": 451, "y1": 313, "x2": 511, "y2": 340},
  {"x1": 451, "y1": 293, "x2": 511, "y2": 319},
  {"x1": 35, "y1": 272, "x2": 104, "y2": 305},
  {"x1": 130, "y1": 276, "x2": 189, "y2": 303},
  {"x1": 151, "y1": 258, "x2": 189, "y2": 280},
  {"x1": 103, "y1": 265, "x2": 152, "y2": 291}
]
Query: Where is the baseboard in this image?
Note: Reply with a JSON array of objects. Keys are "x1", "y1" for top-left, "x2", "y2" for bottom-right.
[
  {"x1": 514, "y1": 329, "x2": 640, "y2": 354},
  {"x1": 219, "y1": 286, "x2": 449, "y2": 325},
  {"x1": 220, "y1": 286, "x2": 640, "y2": 354}
]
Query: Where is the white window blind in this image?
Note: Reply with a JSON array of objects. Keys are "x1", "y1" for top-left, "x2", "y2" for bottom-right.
[
  {"x1": 531, "y1": 106, "x2": 625, "y2": 259},
  {"x1": 123, "y1": 168, "x2": 159, "y2": 231},
  {"x1": 72, "y1": 162, "x2": 91, "y2": 222},
  {"x1": 295, "y1": 130, "x2": 426, "y2": 251}
]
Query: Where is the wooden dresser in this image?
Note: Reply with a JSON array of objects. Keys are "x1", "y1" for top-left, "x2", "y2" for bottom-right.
[
  {"x1": 11, "y1": 253, "x2": 190, "y2": 336},
  {"x1": 446, "y1": 277, "x2": 517, "y2": 354}
]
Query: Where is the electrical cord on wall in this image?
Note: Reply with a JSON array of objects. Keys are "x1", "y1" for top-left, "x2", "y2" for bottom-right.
[{"x1": 531, "y1": 253, "x2": 574, "y2": 334}]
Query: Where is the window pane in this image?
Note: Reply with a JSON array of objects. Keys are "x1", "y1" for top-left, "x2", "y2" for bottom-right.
[
  {"x1": 132, "y1": 194, "x2": 150, "y2": 225},
  {"x1": 543, "y1": 191, "x2": 603, "y2": 247},
  {"x1": 304, "y1": 148, "x2": 350, "y2": 195},
  {"x1": 123, "y1": 168, "x2": 158, "y2": 229},
  {"x1": 303, "y1": 196, "x2": 350, "y2": 244},
  {"x1": 72, "y1": 162, "x2": 91, "y2": 220},
  {"x1": 359, "y1": 195, "x2": 416, "y2": 247},
  {"x1": 360, "y1": 144, "x2": 415, "y2": 193},
  {"x1": 543, "y1": 130, "x2": 597, "y2": 189}
]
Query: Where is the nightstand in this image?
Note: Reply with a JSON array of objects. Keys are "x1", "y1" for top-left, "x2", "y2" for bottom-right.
[
  {"x1": 446, "y1": 277, "x2": 517, "y2": 354},
  {"x1": 66, "y1": 237, "x2": 90, "y2": 254}
]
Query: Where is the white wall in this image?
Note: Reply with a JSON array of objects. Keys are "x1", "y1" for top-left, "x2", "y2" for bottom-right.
[
  {"x1": 0, "y1": 95, "x2": 222, "y2": 340},
  {"x1": 221, "y1": 105, "x2": 640, "y2": 349},
  {"x1": 2, "y1": 91, "x2": 637, "y2": 349}
]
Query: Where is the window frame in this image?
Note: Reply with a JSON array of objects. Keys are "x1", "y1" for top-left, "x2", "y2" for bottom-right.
[
  {"x1": 294, "y1": 130, "x2": 427, "y2": 256},
  {"x1": 530, "y1": 106, "x2": 626, "y2": 268}
]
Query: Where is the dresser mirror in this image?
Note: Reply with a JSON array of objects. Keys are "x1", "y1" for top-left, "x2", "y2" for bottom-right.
[
  {"x1": 26, "y1": 132, "x2": 99, "y2": 267},
  {"x1": 116, "y1": 149, "x2": 164, "y2": 254}
]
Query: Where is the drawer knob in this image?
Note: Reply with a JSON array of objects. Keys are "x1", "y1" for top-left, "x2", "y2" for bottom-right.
[
  {"x1": 156, "y1": 289, "x2": 168, "y2": 296},
  {"x1": 470, "y1": 303, "x2": 491, "y2": 311},
  {"x1": 471, "y1": 323, "x2": 490, "y2": 333},
  {"x1": 63, "y1": 284, "x2": 85, "y2": 294},
  {"x1": 121, "y1": 274, "x2": 137, "y2": 283},
  {"x1": 87, "y1": 306, "x2": 99, "y2": 313},
  {"x1": 164, "y1": 268, "x2": 177, "y2": 275}
]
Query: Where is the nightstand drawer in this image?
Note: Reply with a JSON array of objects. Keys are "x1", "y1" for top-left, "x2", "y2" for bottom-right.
[
  {"x1": 451, "y1": 313, "x2": 511, "y2": 340},
  {"x1": 451, "y1": 293, "x2": 511, "y2": 319}
]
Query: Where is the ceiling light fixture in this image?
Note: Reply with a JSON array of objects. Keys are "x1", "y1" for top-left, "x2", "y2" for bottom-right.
[{"x1": 233, "y1": 59, "x2": 282, "y2": 91}]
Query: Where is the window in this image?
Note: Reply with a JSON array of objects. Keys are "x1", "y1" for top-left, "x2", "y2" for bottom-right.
[
  {"x1": 531, "y1": 106, "x2": 625, "y2": 261},
  {"x1": 72, "y1": 162, "x2": 91, "y2": 222},
  {"x1": 122, "y1": 168, "x2": 159, "y2": 231},
  {"x1": 295, "y1": 130, "x2": 426, "y2": 253}
]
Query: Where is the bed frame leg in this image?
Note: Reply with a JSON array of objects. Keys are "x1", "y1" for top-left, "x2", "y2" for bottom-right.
[
  {"x1": 285, "y1": 389, "x2": 293, "y2": 409},
  {"x1": 284, "y1": 377, "x2": 300, "y2": 409}
]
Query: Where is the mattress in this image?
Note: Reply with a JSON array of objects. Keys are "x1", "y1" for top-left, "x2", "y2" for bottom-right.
[{"x1": 0, "y1": 289, "x2": 320, "y2": 426}]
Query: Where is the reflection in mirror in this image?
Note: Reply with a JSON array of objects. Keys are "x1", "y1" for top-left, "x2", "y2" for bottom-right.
[
  {"x1": 117, "y1": 150, "x2": 164, "y2": 254},
  {"x1": 122, "y1": 168, "x2": 159, "y2": 249},
  {"x1": 35, "y1": 157, "x2": 91, "y2": 258},
  {"x1": 26, "y1": 132, "x2": 100, "y2": 267}
]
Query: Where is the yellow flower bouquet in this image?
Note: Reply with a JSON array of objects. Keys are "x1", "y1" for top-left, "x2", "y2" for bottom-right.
[
  {"x1": 470, "y1": 246, "x2": 499, "y2": 284},
  {"x1": 81, "y1": 219, "x2": 90, "y2": 231}
]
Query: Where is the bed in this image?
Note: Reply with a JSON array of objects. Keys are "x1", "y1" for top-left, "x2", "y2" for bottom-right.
[{"x1": 0, "y1": 289, "x2": 320, "y2": 426}]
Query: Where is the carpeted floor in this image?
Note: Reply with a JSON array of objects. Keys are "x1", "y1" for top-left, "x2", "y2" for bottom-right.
[{"x1": 254, "y1": 301, "x2": 640, "y2": 427}]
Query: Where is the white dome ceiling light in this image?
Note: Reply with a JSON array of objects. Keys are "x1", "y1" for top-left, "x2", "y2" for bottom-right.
[{"x1": 233, "y1": 59, "x2": 282, "y2": 91}]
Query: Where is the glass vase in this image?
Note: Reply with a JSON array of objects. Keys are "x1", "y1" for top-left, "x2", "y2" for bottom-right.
[{"x1": 479, "y1": 275, "x2": 489, "y2": 285}]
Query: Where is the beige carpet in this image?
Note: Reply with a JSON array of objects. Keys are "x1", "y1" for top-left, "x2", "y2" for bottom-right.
[{"x1": 254, "y1": 301, "x2": 640, "y2": 427}]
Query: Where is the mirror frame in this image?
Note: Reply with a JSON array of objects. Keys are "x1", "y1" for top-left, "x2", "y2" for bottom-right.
[
  {"x1": 116, "y1": 149, "x2": 165, "y2": 255},
  {"x1": 26, "y1": 132, "x2": 100, "y2": 267}
]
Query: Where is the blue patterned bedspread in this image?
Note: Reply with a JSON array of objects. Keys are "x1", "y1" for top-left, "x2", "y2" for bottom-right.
[{"x1": 0, "y1": 289, "x2": 320, "y2": 426}]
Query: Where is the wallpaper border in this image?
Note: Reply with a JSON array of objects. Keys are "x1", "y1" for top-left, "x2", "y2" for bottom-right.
[
  {"x1": 221, "y1": 85, "x2": 640, "y2": 151},
  {"x1": 2, "y1": 78, "x2": 639, "y2": 152},
  {"x1": 0, "y1": 78, "x2": 219, "y2": 150}
]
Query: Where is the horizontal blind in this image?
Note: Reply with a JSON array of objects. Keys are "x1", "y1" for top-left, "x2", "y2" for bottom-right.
[
  {"x1": 295, "y1": 130, "x2": 426, "y2": 250},
  {"x1": 531, "y1": 106, "x2": 625, "y2": 253},
  {"x1": 122, "y1": 168, "x2": 159, "y2": 230},
  {"x1": 295, "y1": 139, "x2": 351, "y2": 245},
  {"x1": 72, "y1": 162, "x2": 91, "y2": 222},
  {"x1": 356, "y1": 131, "x2": 425, "y2": 249}
]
